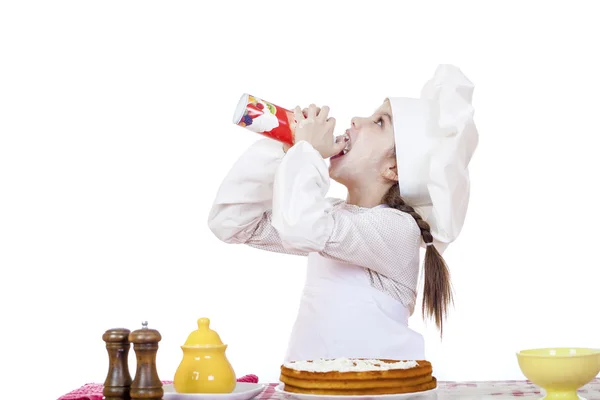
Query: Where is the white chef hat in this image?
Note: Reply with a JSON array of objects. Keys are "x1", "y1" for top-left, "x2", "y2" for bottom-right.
[{"x1": 387, "y1": 64, "x2": 478, "y2": 254}]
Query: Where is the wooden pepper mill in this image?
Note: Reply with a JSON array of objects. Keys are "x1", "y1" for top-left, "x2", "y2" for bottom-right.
[
  {"x1": 129, "y1": 321, "x2": 163, "y2": 400},
  {"x1": 102, "y1": 328, "x2": 133, "y2": 400}
]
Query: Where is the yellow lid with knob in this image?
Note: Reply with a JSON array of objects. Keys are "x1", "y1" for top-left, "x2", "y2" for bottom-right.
[{"x1": 183, "y1": 318, "x2": 225, "y2": 346}]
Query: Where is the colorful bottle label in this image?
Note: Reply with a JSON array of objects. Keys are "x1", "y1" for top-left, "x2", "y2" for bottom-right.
[{"x1": 233, "y1": 94, "x2": 296, "y2": 146}]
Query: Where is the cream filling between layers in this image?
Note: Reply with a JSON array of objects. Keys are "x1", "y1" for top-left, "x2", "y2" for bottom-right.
[{"x1": 283, "y1": 358, "x2": 419, "y2": 372}]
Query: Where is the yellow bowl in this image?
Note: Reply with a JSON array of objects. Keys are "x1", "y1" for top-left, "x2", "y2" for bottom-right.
[{"x1": 516, "y1": 348, "x2": 600, "y2": 400}]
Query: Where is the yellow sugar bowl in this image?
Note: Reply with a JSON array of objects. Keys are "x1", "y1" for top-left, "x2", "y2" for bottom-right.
[
  {"x1": 173, "y1": 318, "x2": 236, "y2": 393},
  {"x1": 516, "y1": 347, "x2": 600, "y2": 400}
]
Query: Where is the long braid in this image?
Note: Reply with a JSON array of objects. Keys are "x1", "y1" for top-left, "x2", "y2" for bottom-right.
[{"x1": 382, "y1": 182, "x2": 453, "y2": 336}]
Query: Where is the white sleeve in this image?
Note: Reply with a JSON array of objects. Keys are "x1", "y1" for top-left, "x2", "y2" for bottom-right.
[
  {"x1": 207, "y1": 139, "x2": 284, "y2": 244},
  {"x1": 207, "y1": 139, "x2": 307, "y2": 256},
  {"x1": 271, "y1": 141, "x2": 422, "y2": 279}
]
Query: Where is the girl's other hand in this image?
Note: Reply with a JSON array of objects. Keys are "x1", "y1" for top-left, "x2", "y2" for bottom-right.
[{"x1": 293, "y1": 104, "x2": 346, "y2": 159}]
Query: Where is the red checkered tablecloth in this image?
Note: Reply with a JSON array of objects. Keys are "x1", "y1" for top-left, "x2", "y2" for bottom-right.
[
  {"x1": 60, "y1": 379, "x2": 600, "y2": 400},
  {"x1": 434, "y1": 379, "x2": 600, "y2": 398}
]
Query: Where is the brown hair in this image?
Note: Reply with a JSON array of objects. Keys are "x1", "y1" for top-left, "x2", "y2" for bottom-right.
[{"x1": 382, "y1": 182, "x2": 453, "y2": 336}]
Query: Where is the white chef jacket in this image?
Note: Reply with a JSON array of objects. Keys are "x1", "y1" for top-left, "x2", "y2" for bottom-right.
[{"x1": 208, "y1": 139, "x2": 425, "y2": 361}]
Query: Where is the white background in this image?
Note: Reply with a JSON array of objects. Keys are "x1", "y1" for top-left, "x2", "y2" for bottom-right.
[{"x1": 1, "y1": 1, "x2": 599, "y2": 399}]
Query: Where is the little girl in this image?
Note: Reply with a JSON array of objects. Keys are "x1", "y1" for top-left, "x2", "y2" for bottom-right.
[{"x1": 208, "y1": 64, "x2": 478, "y2": 362}]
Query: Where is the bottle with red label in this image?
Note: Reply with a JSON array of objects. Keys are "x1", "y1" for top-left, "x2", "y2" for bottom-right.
[
  {"x1": 232, "y1": 94, "x2": 296, "y2": 146},
  {"x1": 232, "y1": 93, "x2": 351, "y2": 156}
]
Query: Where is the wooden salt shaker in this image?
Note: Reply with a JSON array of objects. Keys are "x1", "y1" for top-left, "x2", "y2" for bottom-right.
[
  {"x1": 129, "y1": 321, "x2": 163, "y2": 400},
  {"x1": 102, "y1": 328, "x2": 133, "y2": 400}
]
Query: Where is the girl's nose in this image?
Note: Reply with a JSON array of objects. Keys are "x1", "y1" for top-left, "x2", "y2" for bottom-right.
[{"x1": 351, "y1": 117, "x2": 360, "y2": 129}]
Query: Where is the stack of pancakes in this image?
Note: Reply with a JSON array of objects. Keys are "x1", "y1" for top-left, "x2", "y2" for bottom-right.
[{"x1": 279, "y1": 358, "x2": 436, "y2": 395}]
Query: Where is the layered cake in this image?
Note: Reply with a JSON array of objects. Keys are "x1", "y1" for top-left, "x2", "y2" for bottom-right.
[{"x1": 280, "y1": 358, "x2": 436, "y2": 395}]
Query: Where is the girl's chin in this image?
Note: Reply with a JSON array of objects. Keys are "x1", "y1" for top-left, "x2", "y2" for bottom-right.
[{"x1": 328, "y1": 162, "x2": 344, "y2": 183}]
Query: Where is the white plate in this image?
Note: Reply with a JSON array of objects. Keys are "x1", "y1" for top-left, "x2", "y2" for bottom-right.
[
  {"x1": 275, "y1": 384, "x2": 437, "y2": 400},
  {"x1": 163, "y1": 382, "x2": 266, "y2": 400}
]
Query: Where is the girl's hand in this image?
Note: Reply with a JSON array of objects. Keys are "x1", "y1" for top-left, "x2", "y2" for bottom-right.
[{"x1": 292, "y1": 104, "x2": 347, "y2": 159}]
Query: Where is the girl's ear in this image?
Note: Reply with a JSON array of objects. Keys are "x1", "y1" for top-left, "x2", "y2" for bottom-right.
[{"x1": 381, "y1": 164, "x2": 398, "y2": 182}]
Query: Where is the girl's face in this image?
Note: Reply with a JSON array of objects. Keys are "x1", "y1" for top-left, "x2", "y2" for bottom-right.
[{"x1": 329, "y1": 100, "x2": 397, "y2": 187}]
